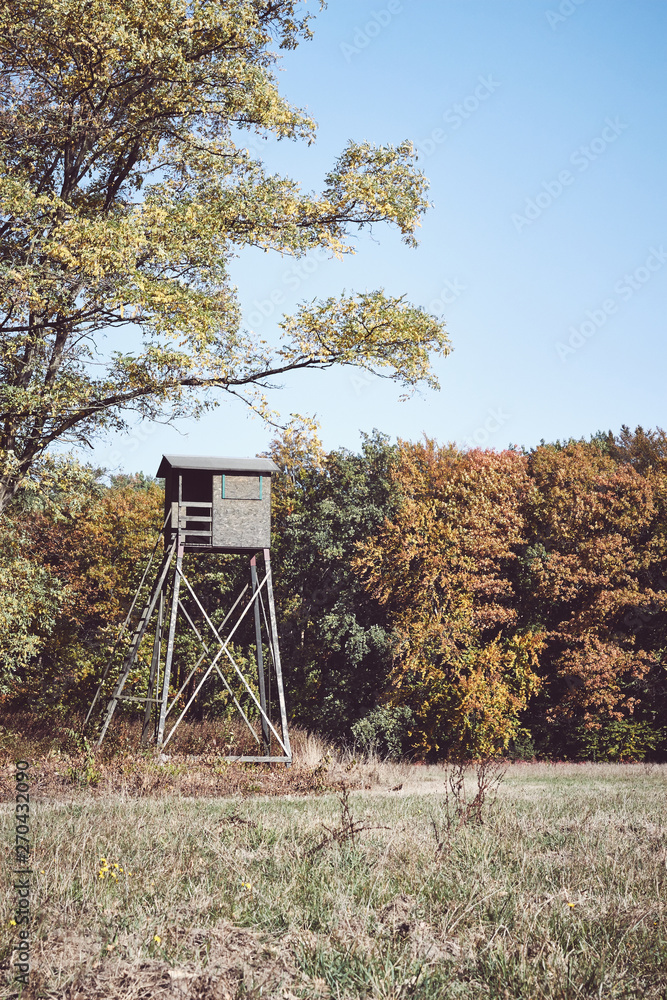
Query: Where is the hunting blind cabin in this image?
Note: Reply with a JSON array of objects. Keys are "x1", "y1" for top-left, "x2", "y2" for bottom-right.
[{"x1": 86, "y1": 456, "x2": 291, "y2": 764}]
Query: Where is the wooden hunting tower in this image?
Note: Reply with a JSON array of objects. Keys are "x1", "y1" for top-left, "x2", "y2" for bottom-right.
[
  {"x1": 156, "y1": 455, "x2": 277, "y2": 552},
  {"x1": 87, "y1": 454, "x2": 291, "y2": 763}
]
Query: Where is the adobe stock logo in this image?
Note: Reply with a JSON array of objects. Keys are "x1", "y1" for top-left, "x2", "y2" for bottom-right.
[
  {"x1": 545, "y1": 0, "x2": 588, "y2": 30},
  {"x1": 555, "y1": 246, "x2": 667, "y2": 361},
  {"x1": 107, "y1": 420, "x2": 159, "y2": 468},
  {"x1": 414, "y1": 76, "x2": 501, "y2": 158},
  {"x1": 512, "y1": 118, "x2": 629, "y2": 233},
  {"x1": 461, "y1": 406, "x2": 511, "y2": 450},
  {"x1": 246, "y1": 248, "x2": 332, "y2": 330},
  {"x1": 340, "y1": 2, "x2": 403, "y2": 63},
  {"x1": 427, "y1": 277, "x2": 467, "y2": 311},
  {"x1": 350, "y1": 367, "x2": 379, "y2": 397}
]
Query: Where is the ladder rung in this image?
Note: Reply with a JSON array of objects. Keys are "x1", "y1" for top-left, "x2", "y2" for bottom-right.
[{"x1": 118, "y1": 695, "x2": 161, "y2": 703}]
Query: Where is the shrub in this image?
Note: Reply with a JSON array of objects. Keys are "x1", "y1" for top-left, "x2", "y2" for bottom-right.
[
  {"x1": 573, "y1": 718, "x2": 664, "y2": 761},
  {"x1": 506, "y1": 726, "x2": 536, "y2": 760},
  {"x1": 350, "y1": 705, "x2": 414, "y2": 759}
]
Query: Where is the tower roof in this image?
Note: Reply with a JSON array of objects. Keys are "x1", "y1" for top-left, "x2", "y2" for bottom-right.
[{"x1": 156, "y1": 455, "x2": 279, "y2": 477}]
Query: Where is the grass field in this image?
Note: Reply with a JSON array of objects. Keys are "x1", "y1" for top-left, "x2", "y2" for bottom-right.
[{"x1": 1, "y1": 759, "x2": 666, "y2": 999}]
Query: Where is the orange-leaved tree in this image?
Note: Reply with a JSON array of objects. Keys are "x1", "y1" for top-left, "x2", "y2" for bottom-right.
[
  {"x1": 3, "y1": 463, "x2": 163, "y2": 712},
  {"x1": 355, "y1": 440, "x2": 543, "y2": 758},
  {"x1": 520, "y1": 441, "x2": 667, "y2": 729}
]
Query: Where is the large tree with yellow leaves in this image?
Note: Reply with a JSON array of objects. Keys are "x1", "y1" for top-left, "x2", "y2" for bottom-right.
[{"x1": 0, "y1": 0, "x2": 449, "y2": 511}]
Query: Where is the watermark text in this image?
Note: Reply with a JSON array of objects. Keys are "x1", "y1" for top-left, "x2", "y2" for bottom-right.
[
  {"x1": 512, "y1": 118, "x2": 629, "y2": 233},
  {"x1": 556, "y1": 245, "x2": 667, "y2": 361},
  {"x1": 13, "y1": 761, "x2": 31, "y2": 988}
]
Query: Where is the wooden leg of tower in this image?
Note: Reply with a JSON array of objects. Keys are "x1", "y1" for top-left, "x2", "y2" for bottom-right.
[
  {"x1": 263, "y1": 548, "x2": 291, "y2": 765},
  {"x1": 142, "y1": 588, "x2": 164, "y2": 746},
  {"x1": 251, "y1": 556, "x2": 270, "y2": 755},
  {"x1": 157, "y1": 542, "x2": 184, "y2": 748}
]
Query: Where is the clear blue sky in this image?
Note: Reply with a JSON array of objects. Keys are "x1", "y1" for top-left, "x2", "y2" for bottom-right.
[{"x1": 92, "y1": 0, "x2": 667, "y2": 475}]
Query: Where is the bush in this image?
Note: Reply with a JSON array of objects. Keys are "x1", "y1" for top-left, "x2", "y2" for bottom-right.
[
  {"x1": 506, "y1": 727, "x2": 536, "y2": 760},
  {"x1": 572, "y1": 719, "x2": 664, "y2": 761},
  {"x1": 350, "y1": 705, "x2": 414, "y2": 759}
]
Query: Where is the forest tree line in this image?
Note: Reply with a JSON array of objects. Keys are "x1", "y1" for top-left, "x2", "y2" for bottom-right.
[{"x1": 2, "y1": 425, "x2": 666, "y2": 761}]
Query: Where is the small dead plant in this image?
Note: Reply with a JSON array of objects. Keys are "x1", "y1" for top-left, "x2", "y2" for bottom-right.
[
  {"x1": 431, "y1": 756, "x2": 507, "y2": 852},
  {"x1": 219, "y1": 812, "x2": 257, "y2": 828},
  {"x1": 308, "y1": 782, "x2": 388, "y2": 855}
]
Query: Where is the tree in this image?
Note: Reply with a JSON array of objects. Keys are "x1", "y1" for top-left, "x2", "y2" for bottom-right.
[
  {"x1": 0, "y1": 0, "x2": 450, "y2": 512},
  {"x1": 356, "y1": 441, "x2": 543, "y2": 758},
  {"x1": 0, "y1": 527, "x2": 64, "y2": 695},
  {"x1": 1, "y1": 459, "x2": 164, "y2": 708},
  {"x1": 519, "y1": 440, "x2": 666, "y2": 735},
  {"x1": 599, "y1": 424, "x2": 667, "y2": 474},
  {"x1": 269, "y1": 427, "x2": 398, "y2": 738}
]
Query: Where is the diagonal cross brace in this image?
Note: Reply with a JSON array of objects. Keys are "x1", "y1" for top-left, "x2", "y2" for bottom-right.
[
  {"x1": 161, "y1": 567, "x2": 287, "y2": 753},
  {"x1": 168, "y1": 599, "x2": 260, "y2": 744},
  {"x1": 161, "y1": 582, "x2": 250, "y2": 722}
]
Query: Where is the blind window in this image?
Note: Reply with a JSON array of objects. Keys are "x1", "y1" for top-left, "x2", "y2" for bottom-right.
[{"x1": 222, "y1": 475, "x2": 262, "y2": 500}]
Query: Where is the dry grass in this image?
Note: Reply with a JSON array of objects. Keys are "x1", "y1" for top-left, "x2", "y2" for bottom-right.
[
  {"x1": 1, "y1": 760, "x2": 666, "y2": 998},
  {"x1": 0, "y1": 712, "x2": 334, "y2": 764},
  {"x1": 0, "y1": 720, "x2": 360, "y2": 802}
]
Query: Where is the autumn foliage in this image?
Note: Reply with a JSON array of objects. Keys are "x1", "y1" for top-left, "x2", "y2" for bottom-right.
[
  {"x1": 2, "y1": 426, "x2": 667, "y2": 760},
  {"x1": 355, "y1": 443, "x2": 543, "y2": 758},
  {"x1": 521, "y1": 443, "x2": 664, "y2": 724},
  {"x1": 1, "y1": 465, "x2": 162, "y2": 709}
]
